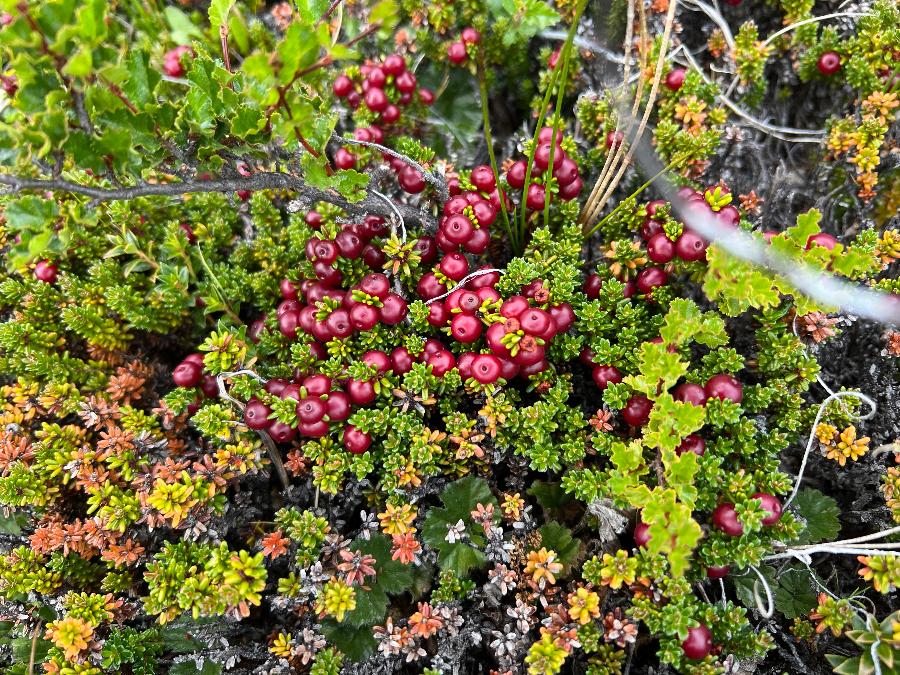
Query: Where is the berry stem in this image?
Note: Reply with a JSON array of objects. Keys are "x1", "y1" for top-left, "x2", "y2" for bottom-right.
[
  {"x1": 519, "y1": 0, "x2": 587, "y2": 244},
  {"x1": 476, "y1": 62, "x2": 514, "y2": 250}
]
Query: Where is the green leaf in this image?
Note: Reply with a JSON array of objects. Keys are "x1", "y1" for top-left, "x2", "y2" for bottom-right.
[
  {"x1": 791, "y1": 488, "x2": 840, "y2": 544},
  {"x1": 122, "y1": 51, "x2": 161, "y2": 108},
  {"x1": 12, "y1": 636, "x2": 51, "y2": 663},
  {"x1": 622, "y1": 343, "x2": 688, "y2": 398},
  {"x1": 774, "y1": 567, "x2": 818, "y2": 619},
  {"x1": 165, "y1": 7, "x2": 204, "y2": 43},
  {"x1": 643, "y1": 393, "x2": 706, "y2": 452},
  {"x1": 170, "y1": 662, "x2": 222, "y2": 675},
  {"x1": 293, "y1": 0, "x2": 330, "y2": 28},
  {"x1": 5, "y1": 196, "x2": 59, "y2": 233},
  {"x1": 208, "y1": 0, "x2": 236, "y2": 29},
  {"x1": 440, "y1": 476, "x2": 495, "y2": 520},
  {"x1": 734, "y1": 565, "x2": 777, "y2": 612},
  {"x1": 229, "y1": 106, "x2": 264, "y2": 138},
  {"x1": 354, "y1": 534, "x2": 413, "y2": 596},
  {"x1": 63, "y1": 46, "x2": 93, "y2": 77},
  {"x1": 538, "y1": 522, "x2": 580, "y2": 566},
  {"x1": 319, "y1": 621, "x2": 376, "y2": 662},
  {"x1": 436, "y1": 541, "x2": 485, "y2": 574}
]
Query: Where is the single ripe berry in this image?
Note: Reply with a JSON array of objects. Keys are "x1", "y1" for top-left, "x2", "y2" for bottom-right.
[
  {"x1": 350, "y1": 303, "x2": 380, "y2": 331},
  {"x1": 360, "y1": 272, "x2": 390, "y2": 300},
  {"x1": 622, "y1": 395, "x2": 653, "y2": 426},
  {"x1": 519, "y1": 308, "x2": 553, "y2": 338},
  {"x1": 647, "y1": 233, "x2": 675, "y2": 263},
  {"x1": 817, "y1": 51, "x2": 841, "y2": 76},
  {"x1": 243, "y1": 398, "x2": 272, "y2": 430},
  {"x1": 364, "y1": 87, "x2": 388, "y2": 112},
  {"x1": 347, "y1": 379, "x2": 376, "y2": 405},
  {"x1": 447, "y1": 41, "x2": 468, "y2": 64},
  {"x1": 633, "y1": 522, "x2": 652, "y2": 548},
  {"x1": 303, "y1": 375, "x2": 332, "y2": 396},
  {"x1": 676, "y1": 434, "x2": 705, "y2": 456},
  {"x1": 549, "y1": 303, "x2": 575, "y2": 333},
  {"x1": 636, "y1": 267, "x2": 667, "y2": 294},
  {"x1": 443, "y1": 214, "x2": 475, "y2": 244},
  {"x1": 583, "y1": 274, "x2": 602, "y2": 299},
  {"x1": 752, "y1": 493, "x2": 782, "y2": 526},
  {"x1": 712, "y1": 503, "x2": 743, "y2": 536},
  {"x1": 605, "y1": 130, "x2": 624, "y2": 150},
  {"x1": 428, "y1": 349, "x2": 457, "y2": 377},
  {"x1": 268, "y1": 421, "x2": 296, "y2": 444},
  {"x1": 439, "y1": 252, "x2": 469, "y2": 281},
  {"x1": 326, "y1": 391, "x2": 351, "y2": 421},
  {"x1": 380, "y1": 294, "x2": 408, "y2": 325},
  {"x1": 297, "y1": 397, "x2": 327, "y2": 424},
  {"x1": 163, "y1": 46, "x2": 192, "y2": 77},
  {"x1": 706, "y1": 565, "x2": 729, "y2": 579},
  {"x1": 506, "y1": 160, "x2": 527, "y2": 189},
  {"x1": 390, "y1": 347, "x2": 414, "y2": 375},
  {"x1": 461, "y1": 27, "x2": 481, "y2": 44},
  {"x1": 343, "y1": 425, "x2": 372, "y2": 454},
  {"x1": 395, "y1": 70, "x2": 417, "y2": 93},
  {"x1": 399, "y1": 165, "x2": 426, "y2": 193},
  {"x1": 673, "y1": 383, "x2": 707, "y2": 406},
  {"x1": 554, "y1": 157, "x2": 579, "y2": 186},
  {"x1": 333, "y1": 74, "x2": 353, "y2": 97},
  {"x1": 334, "y1": 147, "x2": 356, "y2": 170},
  {"x1": 525, "y1": 184, "x2": 546, "y2": 210},
  {"x1": 534, "y1": 143, "x2": 563, "y2": 171},
  {"x1": 382, "y1": 54, "x2": 406, "y2": 76},
  {"x1": 705, "y1": 374, "x2": 743, "y2": 404},
  {"x1": 471, "y1": 165, "x2": 497, "y2": 192},
  {"x1": 592, "y1": 365, "x2": 623, "y2": 391},
  {"x1": 450, "y1": 313, "x2": 482, "y2": 343},
  {"x1": 34, "y1": 260, "x2": 58, "y2": 283},
  {"x1": 806, "y1": 232, "x2": 838, "y2": 250},
  {"x1": 172, "y1": 361, "x2": 202, "y2": 388},
  {"x1": 675, "y1": 229, "x2": 708, "y2": 262},
  {"x1": 681, "y1": 625, "x2": 712, "y2": 660},
  {"x1": 664, "y1": 67, "x2": 686, "y2": 91},
  {"x1": 471, "y1": 354, "x2": 502, "y2": 384},
  {"x1": 558, "y1": 177, "x2": 583, "y2": 200}
]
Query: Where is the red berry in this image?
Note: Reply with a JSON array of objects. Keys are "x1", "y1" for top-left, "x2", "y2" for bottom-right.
[
  {"x1": 163, "y1": 46, "x2": 192, "y2": 77},
  {"x1": 676, "y1": 434, "x2": 705, "y2": 456},
  {"x1": 464, "y1": 227, "x2": 491, "y2": 254},
  {"x1": 622, "y1": 395, "x2": 653, "y2": 426},
  {"x1": 519, "y1": 308, "x2": 553, "y2": 338},
  {"x1": 279, "y1": 384, "x2": 303, "y2": 402},
  {"x1": 200, "y1": 374, "x2": 219, "y2": 398},
  {"x1": 513, "y1": 342, "x2": 545, "y2": 367},
  {"x1": 806, "y1": 232, "x2": 838, "y2": 250},
  {"x1": 380, "y1": 294, "x2": 408, "y2": 324},
  {"x1": 428, "y1": 350, "x2": 456, "y2": 377},
  {"x1": 360, "y1": 273, "x2": 390, "y2": 300},
  {"x1": 675, "y1": 230, "x2": 708, "y2": 262},
  {"x1": 461, "y1": 27, "x2": 481, "y2": 44},
  {"x1": 399, "y1": 165, "x2": 426, "y2": 193},
  {"x1": 817, "y1": 51, "x2": 841, "y2": 76},
  {"x1": 534, "y1": 143, "x2": 563, "y2": 171},
  {"x1": 470, "y1": 166, "x2": 496, "y2": 192},
  {"x1": 664, "y1": 67, "x2": 686, "y2": 91},
  {"x1": 172, "y1": 361, "x2": 202, "y2": 388},
  {"x1": 715, "y1": 204, "x2": 740, "y2": 228},
  {"x1": 558, "y1": 177, "x2": 583, "y2": 200},
  {"x1": 636, "y1": 267, "x2": 667, "y2": 294},
  {"x1": 362, "y1": 350, "x2": 391, "y2": 375},
  {"x1": 343, "y1": 425, "x2": 372, "y2": 454},
  {"x1": 348, "y1": 303, "x2": 378, "y2": 332},
  {"x1": 525, "y1": 184, "x2": 547, "y2": 210},
  {"x1": 417, "y1": 272, "x2": 446, "y2": 300},
  {"x1": 419, "y1": 88, "x2": 435, "y2": 105},
  {"x1": 592, "y1": 365, "x2": 622, "y2": 390},
  {"x1": 506, "y1": 160, "x2": 527, "y2": 189},
  {"x1": 243, "y1": 398, "x2": 272, "y2": 430},
  {"x1": 681, "y1": 625, "x2": 712, "y2": 660},
  {"x1": 326, "y1": 391, "x2": 351, "y2": 422},
  {"x1": 704, "y1": 374, "x2": 743, "y2": 404},
  {"x1": 362, "y1": 245, "x2": 387, "y2": 270},
  {"x1": 325, "y1": 309, "x2": 353, "y2": 339},
  {"x1": 382, "y1": 54, "x2": 406, "y2": 75},
  {"x1": 712, "y1": 503, "x2": 743, "y2": 536},
  {"x1": 640, "y1": 218, "x2": 664, "y2": 241},
  {"x1": 439, "y1": 253, "x2": 469, "y2": 281},
  {"x1": 34, "y1": 260, "x2": 58, "y2": 284},
  {"x1": 395, "y1": 70, "x2": 417, "y2": 94},
  {"x1": 549, "y1": 303, "x2": 575, "y2": 333},
  {"x1": 390, "y1": 347, "x2": 414, "y2": 374},
  {"x1": 268, "y1": 421, "x2": 296, "y2": 444},
  {"x1": 450, "y1": 313, "x2": 482, "y2": 343},
  {"x1": 364, "y1": 87, "x2": 388, "y2": 112},
  {"x1": 298, "y1": 420, "x2": 329, "y2": 438},
  {"x1": 647, "y1": 233, "x2": 675, "y2": 263},
  {"x1": 297, "y1": 396, "x2": 327, "y2": 424},
  {"x1": 305, "y1": 211, "x2": 323, "y2": 229},
  {"x1": 706, "y1": 565, "x2": 729, "y2": 579},
  {"x1": 752, "y1": 493, "x2": 782, "y2": 526},
  {"x1": 347, "y1": 379, "x2": 376, "y2": 405},
  {"x1": 335, "y1": 230, "x2": 363, "y2": 259},
  {"x1": 264, "y1": 379, "x2": 288, "y2": 396},
  {"x1": 471, "y1": 354, "x2": 502, "y2": 384},
  {"x1": 443, "y1": 214, "x2": 475, "y2": 245},
  {"x1": 554, "y1": 157, "x2": 579, "y2": 186},
  {"x1": 583, "y1": 274, "x2": 602, "y2": 299},
  {"x1": 303, "y1": 375, "x2": 332, "y2": 396},
  {"x1": 333, "y1": 74, "x2": 353, "y2": 97},
  {"x1": 605, "y1": 130, "x2": 624, "y2": 150},
  {"x1": 634, "y1": 522, "x2": 652, "y2": 548},
  {"x1": 280, "y1": 279, "x2": 298, "y2": 300},
  {"x1": 673, "y1": 383, "x2": 707, "y2": 406},
  {"x1": 334, "y1": 147, "x2": 356, "y2": 170},
  {"x1": 310, "y1": 239, "x2": 338, "y2": 264},
  {"x1": 447, "y1": 41, "x2": 468, "y2": 64},
  {"x1": 471, "y1": 200, "x2": 497, "y2": 227}
]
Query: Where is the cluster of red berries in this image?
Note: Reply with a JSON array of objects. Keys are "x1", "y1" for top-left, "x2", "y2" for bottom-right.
[
  {"x1": 506, "y1": 127, "x2": 583, "y2": 209},
  {"x1": 171, "y1": 353, "x2": 221, "y2": 411},
  {"x1": 272, "y1": 268, "x2": 408, "y2": 346},
  {"x1": 332, "y1": 54, "x2": 434, "y2": 172},
  {"x1": 431, "y1": 166, "x2": 506, "y2": 254},
  {"x1": 162, "y1": 45, "x2": 192, "y2": 78},
  {"x1": 712, "y1": 492, "x2": 782, "y2": 537},
  {"x1": 242, "y1": 374, "x2": 373, "y2": 453},
  {"x1": 447, "y1": 27, "x2": 481, "y2": 65}
]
